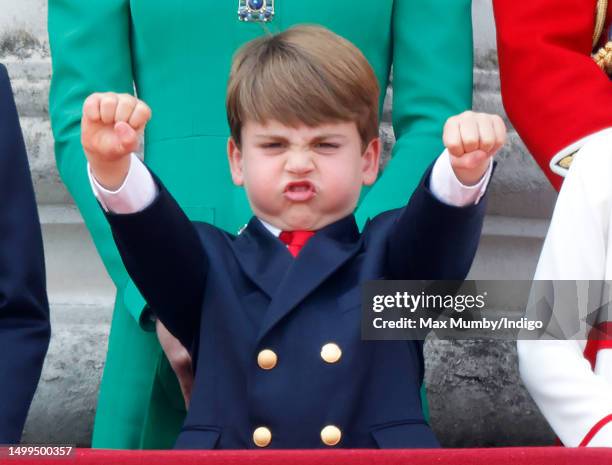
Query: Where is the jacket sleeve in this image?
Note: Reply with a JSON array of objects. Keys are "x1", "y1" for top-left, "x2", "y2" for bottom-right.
[
  {"x1": 48, "y1": 0, "x2": 151, "y2": 328},
  {"x1": 104, "y1": 173, "x2": 209, "y2": 351},
  {"x1": 0, "y1": 64, "x2": 50, "y2": 443},
  {"x1": 385, "y1": 162, "x2": 490, "y2": 281},
  {"x1": 355, "y1": 0, "x2": 473, "y2": 227},
  {"x1": 517, "y1": 133, "x2": 612, "y2": 447},
  {"x1": 493, "y1": 0, "x2": 612, "y2": 191}
]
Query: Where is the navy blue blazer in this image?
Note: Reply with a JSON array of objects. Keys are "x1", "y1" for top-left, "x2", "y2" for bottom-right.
[
  {"x1": 0, "y1": 64, "x2": 50, "y2": 444},
  {"x1": 105, "y1": 164, "x2": 488, "y2": 450}
]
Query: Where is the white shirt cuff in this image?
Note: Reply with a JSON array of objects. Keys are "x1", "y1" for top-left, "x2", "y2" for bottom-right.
[
  {"x1": 429, "y1": 149, "x2": 492, "y2": 207},
  {"x1": 88, "y1": 153, "x2": 158, "y2": 214}
]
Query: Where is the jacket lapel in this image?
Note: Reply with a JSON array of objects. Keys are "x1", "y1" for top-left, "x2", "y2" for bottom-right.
[
  {"x1": 231, "y1": 216, "x2": 293, "y2": 299},
  {"x1": 256, "y1": 214, "x2": 363, "y2": 343}
]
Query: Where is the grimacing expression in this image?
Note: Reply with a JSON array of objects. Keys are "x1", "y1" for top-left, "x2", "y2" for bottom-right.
[{"x1": 228, "y1": 120, "x2": 381, "y2": 231}]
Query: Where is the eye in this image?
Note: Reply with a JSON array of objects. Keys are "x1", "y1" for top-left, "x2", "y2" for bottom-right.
[
  {"x1": 260, "y1": 142, "x2": 284, "y2": 149},
  {"x1": 258, "y1": 142, "x2": 287, "y2": 154},
  {"x1": 314, "y1": 142, "x2": 340, "y2": 153}
]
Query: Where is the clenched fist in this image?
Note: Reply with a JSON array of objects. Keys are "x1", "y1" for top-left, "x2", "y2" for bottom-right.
[
  {"x1": 443, "y1": 111, "x2": 506, "y2": 186},
  {"x1": 81, "y1": 93, "x2": 152, "y2": 190}
]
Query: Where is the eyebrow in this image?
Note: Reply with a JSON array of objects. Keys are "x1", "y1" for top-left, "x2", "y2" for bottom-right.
[
  {"x1": 253, "y1": 134, "x2": 289, "y2": 140},
  {"x1": 311, "y1": 134, "x2": 348, "y2": 140},
  {"x1": 252, "y1": 133, "x2": 348, "y2": 140}
]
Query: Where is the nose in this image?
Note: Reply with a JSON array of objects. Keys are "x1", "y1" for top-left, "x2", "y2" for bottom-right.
[{"x1": 285, "y1": 148, "x2": 314, "y2": 175}]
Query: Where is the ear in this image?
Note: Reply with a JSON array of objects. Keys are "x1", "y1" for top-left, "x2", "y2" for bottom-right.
[
  {"x1": 227, "y1": 137, "x2": 244, "y2": 186},
  {"x1": 361, "y1": 137, "x2": 381, "y2": 186}
]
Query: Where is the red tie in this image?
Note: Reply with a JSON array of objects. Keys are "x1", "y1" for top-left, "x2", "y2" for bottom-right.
[{"x1": 279, "y1": 230, "x2": 315, "y2": 257}]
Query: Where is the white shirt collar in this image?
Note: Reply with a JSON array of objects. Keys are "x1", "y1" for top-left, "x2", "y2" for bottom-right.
[{"x1": 258, "y1": 218, "x2": 282, "y2": 237}]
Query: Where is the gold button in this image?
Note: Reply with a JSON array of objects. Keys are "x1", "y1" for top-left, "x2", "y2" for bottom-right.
[
  {"x1": 320, "y1": 425, "x2": 342, "y2": 446},
  {"x1": 320, "y1": 343, "x2": 342, "y2": 364},
  {"x1": 253, "y1": 426, "x2": 272, "y2": 447},
  {"x1": 257, "y1": 349, "x2": 278, "y2": 370}
]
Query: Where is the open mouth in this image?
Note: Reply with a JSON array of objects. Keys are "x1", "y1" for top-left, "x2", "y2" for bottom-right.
[{"x1": 283, "y1": 181, "x2": 316, "y2": 202}]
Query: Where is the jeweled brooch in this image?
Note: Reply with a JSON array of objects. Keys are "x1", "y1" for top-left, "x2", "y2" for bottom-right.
[{"x1": 238, "y1": 0, "x2": 275, "y2": 22}]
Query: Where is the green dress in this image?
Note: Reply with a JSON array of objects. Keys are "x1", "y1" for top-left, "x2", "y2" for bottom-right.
[{"x1": 48, "y1": 0, "x2": 473, "y2": 449}]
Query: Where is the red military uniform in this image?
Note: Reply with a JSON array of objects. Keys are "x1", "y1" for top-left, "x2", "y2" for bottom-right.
[{"x1": 494, "y1": 0, "x2": 612, "y2": 191}]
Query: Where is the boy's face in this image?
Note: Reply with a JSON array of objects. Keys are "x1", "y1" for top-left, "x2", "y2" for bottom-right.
[{"x1": 228, "y1": 120, "x2": 380, "y2": 232}]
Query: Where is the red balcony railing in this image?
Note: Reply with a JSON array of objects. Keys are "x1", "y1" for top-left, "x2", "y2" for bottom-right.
[{"x1": 3, "y1": 447, "x2": 612, "y2": 465}]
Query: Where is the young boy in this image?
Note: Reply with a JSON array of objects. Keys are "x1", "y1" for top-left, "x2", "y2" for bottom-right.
[{"x1": 81, "y1": 26, "x2": 505, "y2": 449}]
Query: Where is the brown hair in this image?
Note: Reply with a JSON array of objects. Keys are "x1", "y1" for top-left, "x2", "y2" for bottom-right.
[{"x1": 226, "y1": 25, "x2": 380, "y2": 147}]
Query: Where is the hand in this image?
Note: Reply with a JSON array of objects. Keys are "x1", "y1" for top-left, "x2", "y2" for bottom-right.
[
  {"x1": 81, "y1": 93, "x2": 152, "y2": 190},
  {"x1": 443, "y1": 111, "x2": 506, "y2": 186},
  {"x1": 156, "y1": 319, "x2": 194, "y2": 409}
]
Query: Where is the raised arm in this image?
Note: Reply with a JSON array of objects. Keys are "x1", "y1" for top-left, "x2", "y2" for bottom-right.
[
  {"x1": 0, "y1": 64, "x2": 50, "y2": 443},
  {"x1": 103, "y1": 173, "x2": 208, "y2": 351},
  {"x1": 386, "y1": 111, "x2": 504, "y2": 280},
  {"x1": 355, "y1": 0, "x2": 473, "y2": 227},
  {"x1": 386, "y1": 165, "x2": 488, "y2": 281},
  {"x1": 82, "y1": 93, "x2": 207, "y2": 348}
]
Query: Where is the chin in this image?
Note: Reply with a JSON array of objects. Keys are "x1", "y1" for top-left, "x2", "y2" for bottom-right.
[
  {"x1": 284, "y1": 219, "x2": 317, "y2": 231},
  {"x1": 282, "y1": 211, "x2": 318, "y2": 231}
]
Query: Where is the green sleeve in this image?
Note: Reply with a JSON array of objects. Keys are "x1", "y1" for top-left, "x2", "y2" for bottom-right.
[
  {"x1": 48, "y1": 0, "x2": 152, "y2": 330},
  {"x1": 355, "y1": 0, "x2": 474, "y2": 227}
]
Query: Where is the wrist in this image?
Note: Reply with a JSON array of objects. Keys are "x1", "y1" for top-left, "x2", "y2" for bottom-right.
[
  {"x1": 89, "y1": 155, "x2": 131, "y2": 191},
  {"x1": 452, "y1": 162, "x2": 489, "y2": 186}
]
